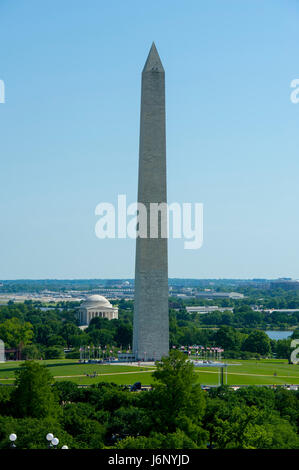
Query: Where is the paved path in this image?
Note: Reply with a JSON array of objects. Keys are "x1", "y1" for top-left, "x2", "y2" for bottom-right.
[
  {"x1": 195, "y1": 369, "x2": 299, "y2": 379},
  {"x1": 54, "y1": 370, "x2": 155, "y2": 379},
  {"x1": 1, "y1": 368, "x2": 298, "y2": 381},
  {"x1": 0, "y1": 369, "x2": 155, "y2": 381}
]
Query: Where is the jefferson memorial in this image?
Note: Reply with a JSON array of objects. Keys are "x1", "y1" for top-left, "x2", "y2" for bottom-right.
[{"x1": 78, "y1": 294, "x2": 118, "y2": 327}]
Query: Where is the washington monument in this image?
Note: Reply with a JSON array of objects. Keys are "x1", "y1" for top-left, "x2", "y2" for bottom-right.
[{"x1": 133, "y1": 43, "x2": 169, "y2": 361}]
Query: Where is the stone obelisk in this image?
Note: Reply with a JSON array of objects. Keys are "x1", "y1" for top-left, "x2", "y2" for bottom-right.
[{"x1": 133, "y1": 43, "x2": 169, "y2": 361}]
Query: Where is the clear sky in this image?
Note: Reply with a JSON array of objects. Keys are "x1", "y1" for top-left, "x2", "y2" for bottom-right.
[{"x1": 0, "y1": 0, "x2": 299, "y2": 280}]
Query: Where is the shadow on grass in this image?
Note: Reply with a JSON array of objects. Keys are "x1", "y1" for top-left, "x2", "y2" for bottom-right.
[
  {"x1": 44, "y1": 362, "x2": 80, "y2": 369},
  {"x1": 0, "y1": 362, "x2": 79, "y2": 374}
]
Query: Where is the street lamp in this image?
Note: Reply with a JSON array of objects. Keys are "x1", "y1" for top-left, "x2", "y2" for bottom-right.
[
  {"x1": 51, "y1": 437, "x2": 59, "y2": 448},
  {"x1": 9, "y1": 433, "x2": 17, "y2": 448},
  {"x1": 46, "y1": 433, "x2": 54, "y2": 448},
  {"x1": 51, "y1": 437, "x2": 59, "y2": 449}
]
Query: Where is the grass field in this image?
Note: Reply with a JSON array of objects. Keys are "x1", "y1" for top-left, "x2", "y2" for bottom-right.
[
  {"x1": 194, "y1": 360, "x2": 299, "y2": 386},
  {"x1": 0, "y1": 359, "x2": 298, "y2": 387},
  {"x1": 0, "y1": 360, "x2": 156, "y2": 386}
]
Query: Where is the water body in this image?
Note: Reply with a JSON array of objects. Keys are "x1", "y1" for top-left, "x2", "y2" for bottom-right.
[{"x1": 266, "y1": 330, "x2": 293, "y2": 340}]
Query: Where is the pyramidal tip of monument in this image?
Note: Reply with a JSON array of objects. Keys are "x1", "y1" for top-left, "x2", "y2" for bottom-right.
[{"x1": 142, "y1": 42, "x2": 164, "y2": 73}]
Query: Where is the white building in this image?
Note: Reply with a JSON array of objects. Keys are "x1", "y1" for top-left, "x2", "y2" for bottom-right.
[
  {"x1": 196, "y1": 292, "x2": 244, "y2": 299},
  {"x1": 186, "y1": 306, "x2": 234, "y2": 314},
  {"x1": 78, "y1": 294, "x2": 118, "y2": 327}
]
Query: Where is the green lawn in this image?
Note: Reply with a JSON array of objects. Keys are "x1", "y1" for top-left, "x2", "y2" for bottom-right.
[
  {"x1": 0, "y1": 360, "x2": 155, "y2": 385},
  {"x1": 54, "y1": 371, "x2": 155, "y2": 385},
  {"x1": 194, "y1": 359, "x2": 299, "y2": 386},
  {"x1": 0, "y1": 359, "x2": 298, "y2": 386}
]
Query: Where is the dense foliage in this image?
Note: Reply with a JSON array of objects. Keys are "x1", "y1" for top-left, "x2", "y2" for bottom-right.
[{"x1": 0, "y1": 352, "x2": 298, "y2": 449}]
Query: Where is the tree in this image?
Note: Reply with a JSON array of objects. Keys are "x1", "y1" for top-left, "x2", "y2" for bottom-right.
[
  {"x1": 0, "y1": 317, "x2": 33, "y2": 348},
  {"x1": 85, "y1": 382, "x2": 133, "y2": 413},
  {"x1": 203, "y1": 396, "x2": 231, "y2": 447},
  {"x1": 45, "y1": 346, "x2": 65, "y2": 359},
  {"x1": 291, "y1": 329, "x2": 299, "y2": 340},
  {"x1": 59, "y1": 322, "x2": 79, "y2": 348},
  {"x1": 88, "y1": 329, "x2": 114, "y2": 347},
  {"x1": 69, "y1": 333, "x2": 89, "y2": 347},
  {"x1": 62, "y1": 402, "x2": 106, "y2": 448},
  {"x1": 109, "y1": 406, "x2": 152, "y2": 438},
  {"x1": 115, "y1": 323, "x2": 132, "y2": 348},
  {"x1": 47, "y1": 334, "x2": 67, "y2": 347},
  {"x1": 213, "y1": 326, "x2": 244, "y2": 351},
  {"x1": 274, "y1": 388, "x2": 299, "y2": 427},
  {"x1": 273, "y1": 339, "x2": 292, "y2": 359},
  {"x1": 242, "y1": 330, "x2": 271, "y2": 355},
  {"x1": 21, "y1": 344, "x2": 41, "y2": 360},
  {"x1": 52, "y1": 381, "x2": 82, "y2": 404},
  {"x1": 115, "y1": 430, "x2": 198, "y2": 449},
  {"x1": 204, "y1": 400, "x2": 299, "y2": 449},
  {"x1": 146, "y1": 350, "x2": 207, "y2": 447},
  {"x1": 0, "y1": 387, "x2": 13, "y2": 416},
  {"x1": 233, "y1": 386, "x2": 275, "y2": 411},
  {"x1": 0, "y1": 415, "x2": 75, "y2": 449},
  {"x1": 12, "y1": 361, "x2": 60, "y2": 419}
]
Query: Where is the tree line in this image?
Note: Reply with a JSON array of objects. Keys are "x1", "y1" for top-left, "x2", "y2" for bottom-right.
[{"x1": 0, "y1": 302, "x2": 298, "y2": 360}]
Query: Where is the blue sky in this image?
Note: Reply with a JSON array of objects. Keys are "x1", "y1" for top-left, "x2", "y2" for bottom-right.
[{"x1": 0, "y1": 0, "x2": 299, "y2": 279}]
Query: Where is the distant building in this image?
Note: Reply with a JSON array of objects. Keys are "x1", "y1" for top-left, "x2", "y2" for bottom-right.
[
  {"x1": 93, "y1": 288, "x2": 134, "y2": 299},
  {"x1": 173, "y1": 294, "x2": 194, "y2": 299},
  {"x1": 270, "y1": 279, "x2": 299, "y2": 290},
  {"x1": 186, "y1": 306, "x2": 234, "y2": 314},
  {"x1": 196, "y1": 292, "x2": 244, "y2": 299},
  {"x1": 262, "y1": 308, "x2": 299, "y2": 314},
  {"x1": 78, "y1": 294, "x2": 118, "y2": 326}
]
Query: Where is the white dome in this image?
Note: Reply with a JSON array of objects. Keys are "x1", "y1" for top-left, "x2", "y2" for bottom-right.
[{"x1": 81, "y1": 294, "x2": 112, "y2": 308}]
